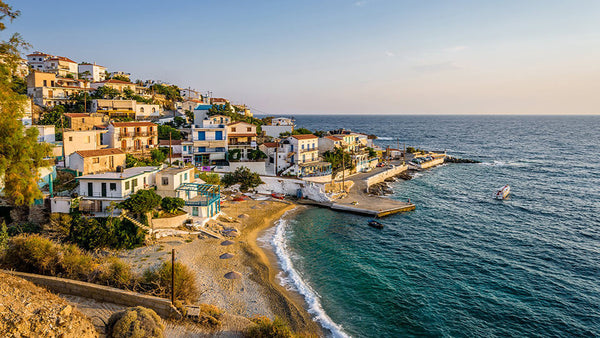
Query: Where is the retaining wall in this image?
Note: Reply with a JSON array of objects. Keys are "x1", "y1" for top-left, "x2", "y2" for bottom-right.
[
  {"x1": 151, "y1": 212, "x2": 189, "y2": 229},
  {"x1": 3, "y1": 270, "x2": 179, "y2": 318},
  {"x1": 365, "y1": 164, "x2": 408, "y2": 188}
]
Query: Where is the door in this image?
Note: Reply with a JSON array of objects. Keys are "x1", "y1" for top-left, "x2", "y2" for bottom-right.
[
  {"x1": 101, "y1": 183, "x2": 107, "y2": 197},
  {"x1": 121, "y1": 139, "x2": 127, "y2": 150},
  {"x1": 109, "y1": 156, "x2": 114, "y2": 169},
  {"x1": 215, "y1": 131, "x2": 223, "y2": 140},
  {"x1": 88, "y1": 182, "x2": 93, "y2": 197},
  {"x1": 192, "y1": 207, "x2": 198, "y2": 216}
]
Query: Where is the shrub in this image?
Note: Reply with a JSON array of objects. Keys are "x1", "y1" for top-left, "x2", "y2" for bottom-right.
[
  {"x1": 197, "y1": 171, "x2": 220, "y2": 185},
  {"x1": 0, "y1": 221, "x2": 8, "y2": 252},
  {"x1": 221, "y1": 167, "x2": 263, "y2": 192},
  {"x1": 142, "y1": 261, "x2": 199, "y2": 303},
  {"x1": 161, "y1": 197, "x2": 185, "y2": 214},
  {"x1": 2, "y1": 234, "x2": 61, "y2": 275},
  {"x1": 106, "y1": 306, "x2": 164, "y2": 338},
  {"x1": 61, "y1": 243, "x2": 96, "y2": 280},
  {"x1": 246, "y1": 316, "x2": 294, "y2": 338},
  {"x1": 195, "y1": 304, "x2": 223, "y2": 328},
  {"x1": 98, "y1": 257, "x2": 136, "y2": 289},
  {"x1": 46, "y1": 213, "x2": 72, "y2": 240}
]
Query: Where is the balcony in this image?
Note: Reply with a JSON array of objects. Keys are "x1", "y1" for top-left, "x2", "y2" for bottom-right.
[
  {"x1": 135, "y1": 131, "x2": 157, "y2": 137},
  {"x1": 299, "y1": 147, "x2": 319, "y2": 153},
  {"x1": 82, "y1": 192, "x2": 126, "y2": 199}
]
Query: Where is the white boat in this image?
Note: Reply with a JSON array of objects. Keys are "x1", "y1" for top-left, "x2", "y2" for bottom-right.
[{"x1": 494, "y1": 185, "x2": 510, "y2": 199}]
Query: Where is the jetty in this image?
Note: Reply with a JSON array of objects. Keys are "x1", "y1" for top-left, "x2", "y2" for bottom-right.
[{"x1": 300, "y1": 161, "x2": 416, "y2": 217}]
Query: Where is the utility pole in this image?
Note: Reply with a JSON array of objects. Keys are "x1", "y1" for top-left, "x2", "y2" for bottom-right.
[
  {"x1": 60, "y1": 114, "x2": 65, "y2": 167},
  {"x1": 171, "y1": 249, "x2": 175, "y2": 304},
  {"x1": 169, "y1": 132, "x2": 173, "y2": 166},
  {"x1": 342, "y1": 152, "x2": 345, "y2": 192},
  {"x1": 275, "y1": 140, "x2": 279, "y2": 176}
]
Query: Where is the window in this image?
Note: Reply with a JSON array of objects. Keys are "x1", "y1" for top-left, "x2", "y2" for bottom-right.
[
  {"x1": 152, "y1": 107, "x2": 156, "y2": 113},
  {"x1": 184, "y1": 172, "x2": 188, "y2": 181},
  {"x1": 109, "y1": 183, "x2": 116, "y2": 191},
  {"x1": 92, "y1": 157, "x2": 99, "y2": 163},
  {"x1": 302, "y1": 144, "x2": 305, "y2": 150},
  {"x1": 125, "y1": 181, "x2": 130, "y2": 190},
  {"x1": 247, "y1": 127, "x2": 251, "y2": 132},
  {"x1": 162, "y1": 177, "x2": 169, "y2": 185},
  {"x1": 140, "y1": 107, "x2": 144, "y2": 113},
  {"x1": 43, "y1": 80, "x2": 47, "y2": 86},
  {"x1": 68, "y1": 136, "x2": 73, "y2": 142},
  {"x1": 232, "y1": 127, "x2": 236, "y2": 132},
  {"x1": 132, "y1": 178, "x2": 138, "y2": 187},
  {"x1": 86, "y1": 136, "x2": 91, "y2": 143}
]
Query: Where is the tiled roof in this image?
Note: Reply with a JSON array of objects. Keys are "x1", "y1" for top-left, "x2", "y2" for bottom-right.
[
  {"x1": 291, "y1": 134, "x2": 317, "y2": 140},
  {"x1": 111, "y1": 121, "x2": 157, "y2": 127},
  {"x1": 262, "y1": 142, "x2": 278, "y2": 148},
  {"x1": 74, "y1": 148, "x2": 124, "y2": 158},
  {"x1": 47, "y1": 56, "x2": 77, "y2": 63},
  {"x1": 159, "y1": 140, "x2": 183, "y2": 146},
  {"x1": 325, "y1": 136, "x2": 343, "y2": 141},
  {"x1": 96, "y1": 79, "x2": 134, "y2": 85},
  {"x1": 64, "y1": 113, "x2": 89, "y2": 118}
]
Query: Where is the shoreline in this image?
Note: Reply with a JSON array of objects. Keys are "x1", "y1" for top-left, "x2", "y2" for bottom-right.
[{"x1": 239, "y1": 202, "x2": 322, "y2": 335}]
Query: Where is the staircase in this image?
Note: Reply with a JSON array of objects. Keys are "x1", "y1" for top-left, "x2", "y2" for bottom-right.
[{"x1": 121, "y1": 211, "x2": 153, "y2": 234}]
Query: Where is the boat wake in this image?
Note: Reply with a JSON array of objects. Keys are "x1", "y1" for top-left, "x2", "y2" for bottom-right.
[{"x1": 271, "y1": 212, "x2": 351, "y2": 338}]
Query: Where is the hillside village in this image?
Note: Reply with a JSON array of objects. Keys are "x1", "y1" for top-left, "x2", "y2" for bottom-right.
[{"x1": 8, "y1": 50, "x2": 417, "y2": 225}]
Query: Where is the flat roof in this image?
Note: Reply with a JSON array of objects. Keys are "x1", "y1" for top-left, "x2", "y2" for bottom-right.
[
  {"x1": 78, "y1": 166, "x2": 160, "y2": 180},
  {"x1": 158, "y1": 166, "x2": 193, "y2": 175}
]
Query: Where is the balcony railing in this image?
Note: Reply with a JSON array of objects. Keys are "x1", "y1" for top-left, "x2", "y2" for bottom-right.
[
  {"x1": 82, "y1": 192, "x2": 126, "y2": 199},
  {"x1": 299, "y1": 147, "x2": 318, "y2": 153}
]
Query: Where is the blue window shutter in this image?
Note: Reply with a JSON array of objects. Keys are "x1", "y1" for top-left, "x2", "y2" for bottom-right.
[{"x1": 215, "y1": 131, "x2": 223, "y2": 140}]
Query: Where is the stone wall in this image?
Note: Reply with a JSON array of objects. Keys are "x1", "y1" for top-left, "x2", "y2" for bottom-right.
[
  {"x1": 365, "y1": 164, "x2": 408, "y2": 188},
  {"x1": 151, "y1": 212, "x2": 189, "y2": 229},
  {"x1": 3, "y1": 270, "x2": 179, "y2": 318}
]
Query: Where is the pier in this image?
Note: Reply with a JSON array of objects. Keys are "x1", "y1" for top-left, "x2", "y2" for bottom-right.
[{"x1": 300, "y1": 161, "x2": 416, "y2": 217}]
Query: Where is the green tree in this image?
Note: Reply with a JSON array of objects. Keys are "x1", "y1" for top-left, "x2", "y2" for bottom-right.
[
  {"x1": 157, "y1": 124, "x2": 182, "y2": 140},
  {"x1": 160, "y1": 197, "x2": 184, "y2": 214},
  {"x1": 150, "y1": 148, "x2": 166, "y2": 163},
  {"x1": 111, "y1": 74, "x2": 130, "y2": 82},
  {"x1": 323, "y1": 148, "x2": 354, "y2": 175},
  {"x1": 292, "y1": 128, "x2": 312, "y2": 135},
  {"x1": 227, "y1": 149, "x2": 242, "y2": 161},
  {"x1": 0, "y1": 221, "x2": 8, "y2": 251},
  {"x1": 38, "y1": 105, "x2": 68, "y2": 128},
  {"x1": 247, "y1": 149, "x2": 267, "y2": 161},
  {"x1": 197, "y1": 171, "x2": 220, "y2": 185},
  {"x1": 92, "y1": 85, "x2": 120, "y2": 99},
  {"x1": 0, "y1": 3, "x2": 52, "y2": 206},
  {"x1": 10, "y1": 75, "x2": 25, "y2": 94},
  {"x1": 366, "y1": 147, "x2": 377, "y2": 159},
  {"x1": 118, "y1": 189, "x2": 162, "y2": 215},
  {"x1": 221, "y1": 167, "x2": 263, "y2": 192}
]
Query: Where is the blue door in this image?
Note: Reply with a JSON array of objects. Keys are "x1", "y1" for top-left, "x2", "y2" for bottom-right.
[
  {"x1": 197, "y1": 131, "x2": 205, "y2": 140},
  {"x1": 215, "y1": 131, "x2": 223, "y2": 140}
]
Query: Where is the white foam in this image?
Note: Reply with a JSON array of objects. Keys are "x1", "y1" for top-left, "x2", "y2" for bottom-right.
[
  {"x1": 271, "y1": 211, "x2": 351, "y2": 338},
  {"x1": 376, "y1": 137, "x2": 393, "y2": 140}
]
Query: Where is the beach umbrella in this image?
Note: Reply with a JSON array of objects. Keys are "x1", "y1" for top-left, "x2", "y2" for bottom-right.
[
  {"x1": 219, "y1": 253, "x2": 235, "y2": 259},
  {"x1": 224, "y1": 271, "x2": 242, "y2": 279},
  {"x1": 221, "y1": 240, "x2": 235, "y2": 246}
]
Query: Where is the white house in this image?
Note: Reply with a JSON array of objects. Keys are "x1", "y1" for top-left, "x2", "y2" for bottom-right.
[
  {"x1": 269, "y1": 135, "x2": 332, "y2": 179},
  {"x1": 191, "y1": 110, "x2": 229, "y2": 167},
  {"x1": 262, "y1": 117, "x2": 294, "y2": 138},
  {"x1": 78, "y1": 63, "x2": 107, "y2": 82},
  {"x1": 77, "y1": 166, "x2": 160, "y2": 217},
  {"x1": 155, "y1": 166, "x2": 195, "y2": 198}
]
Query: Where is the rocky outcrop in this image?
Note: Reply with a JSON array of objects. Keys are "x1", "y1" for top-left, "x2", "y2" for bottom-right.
[
  {"x1": 0, "y1": 272, "x2": 98, "y2": 337},
  {"x1": 367, "y1": 182, "x2": 393, "y2": 196},
  {"x1": 395, "y1": 172, "x2": 413, "y2": 180},
  {"x1": 445, "y1": 156, "x2": 481, "y2": 163}
]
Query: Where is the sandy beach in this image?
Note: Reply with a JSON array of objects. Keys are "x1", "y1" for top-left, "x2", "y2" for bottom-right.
[{"x1": 121, "y1": 197, "x2": 321, "y2": 336}]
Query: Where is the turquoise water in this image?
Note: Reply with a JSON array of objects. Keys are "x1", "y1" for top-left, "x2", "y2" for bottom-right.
[{"x1": 268, "y1": 115, "x2": 600, "y2": 337}]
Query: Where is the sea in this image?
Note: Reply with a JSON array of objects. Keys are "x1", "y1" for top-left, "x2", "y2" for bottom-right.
[{"x1": 259, "y1": 115, "x2": 600, "y2": 337}]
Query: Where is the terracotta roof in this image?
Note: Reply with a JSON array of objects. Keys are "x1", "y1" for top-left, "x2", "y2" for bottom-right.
[
  {"x1": 212, "y1": 98, "x2": 228, "y2": 103},
  {"x1": 74, "y1": 148, "x2": 125, "y2": 158},
  {"x1": 64, "y1": 113, "x2": 89, "y2": 118},
  {"x1": 262, "y1": 142, "x2": 277, "y2": 148},
  {"x1": 291, "y1": 134, "x2": 317, "y2": 140},
  {"x1": 111, "y1": 121, "x2": 157, "y2": 127},
  {"x1": 325, "y1": 136, "x2": 343, "y2": 141},
  {"x1": 159, "y1": 140, "x2": 183, "y2": 146},
  {"x1": 227, "y1": 121, "x2": 254, "y2": 127},
  {"x1": 27, "y1": 52, "x2": 50, "y2": 57},
  {"x1": 96, "y1": 79, "x2": 134, "y2": 85},
  {"x1": 47, "y1": 56, "x2": 77, "y2": 63}
]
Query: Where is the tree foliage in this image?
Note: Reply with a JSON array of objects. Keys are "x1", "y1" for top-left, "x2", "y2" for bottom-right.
[
  {"x1": 248, "y1": 149, "x2": 267, "y2": 161},
  {"x1": 118, "y1": 189, "x2": 162, "y2": 215},
  {"x1": 197, "y1": 171, "x2": 221, "y2": 185},
  {"x1": 68, "y1": 214, "x2": 145, "y2": 250},
  {"x1": 221, "y1": 167, "x2": 263, "y2": 192},
  {"x1": 366, "y1": 147, "x2": 377, "y2": 159},
  {"x1": 157, "y1": 124, "x2": 182, "y2": 140},
  {"x1": 160, "y1": 197, "x2": 184, "y2": 214},
  {"x1": 323, "y1": 148, "x2": 354, "y2": 175},
  {"x1": 0, "y1": 3, "x2": 52, "y2": 206}
]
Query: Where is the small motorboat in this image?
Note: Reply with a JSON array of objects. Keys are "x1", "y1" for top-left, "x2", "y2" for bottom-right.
[
  {"x1": 271, "y1": 193, "x2": 285, "y2": 200},
  {"x1": 232, "y1": 195, "x2": 248, "y2": 202},
  {"x1": 494, "y1": 185, "x2": 510, "y2": 200},
  {"x1": 368, "y1": 220, "x2": 384, "y2": 229}
]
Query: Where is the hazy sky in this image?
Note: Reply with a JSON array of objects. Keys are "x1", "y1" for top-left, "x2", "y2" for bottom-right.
[{"x1": 6, "y1": 1, "x2": 600, "y2": 114}]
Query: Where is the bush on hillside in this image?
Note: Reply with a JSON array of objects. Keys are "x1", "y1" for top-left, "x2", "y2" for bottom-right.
[
  {"x1": 221, "y1": 167, "x2": 263, "y2": 192},
  {"x1": 119, "y1": 189, "x2": 162, "y2": 216},
  {"x1": 97, "y1": 257, "x2": 137, "y2": 290},
  {"x1": 245, "y1": 316, "x2": 294, "y2": 338},
  {"x1": 68, "y1": 215, "x2": 145, "y2": 250},
  {"x1": 106, "y1": 306, "x2": 164, "y2": 338},
  {"x1": 142, "y1": 261, "x2": 199, "y2": 303},
  {"x1": 161, "y1": 197, "x2": 185, "y2": 214}
]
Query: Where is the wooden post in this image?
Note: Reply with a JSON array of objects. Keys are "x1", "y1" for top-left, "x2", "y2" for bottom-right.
[{"x1": 171, "y1": 249, "x2": 175, "y2": 304}]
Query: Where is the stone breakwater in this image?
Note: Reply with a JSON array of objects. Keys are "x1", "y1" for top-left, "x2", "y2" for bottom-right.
[
  {"x1": 367, "y1": 171, "x2": 413, "y2": 196},
  {"x1": 445, "y1": 156, "x2": 481, "y2": 163}
]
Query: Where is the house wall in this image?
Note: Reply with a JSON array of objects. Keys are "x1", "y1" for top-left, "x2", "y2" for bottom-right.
[
  {"x1": 69, "y1": 153, "x2": 126, "y2": 175},
  {"x1": 156, "y1": 168, "x2": 194, "y2": 198},
  {"x1": 63, "y1": 130, "x2": 105, "y2": 166},
  {"x1": 262, "y1": 125, "x2": 293, "y2": 138}
]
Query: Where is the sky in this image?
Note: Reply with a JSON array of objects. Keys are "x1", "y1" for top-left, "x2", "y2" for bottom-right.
[{"x1": 5, "y1": 0, "x2": 600, "y2": 115}]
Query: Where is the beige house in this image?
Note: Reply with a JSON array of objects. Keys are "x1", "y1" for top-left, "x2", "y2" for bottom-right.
[
  {"x1": 65, "y1": 113, "x2": 110, "y2": 131},
  {"x1": 63, "y1": 130, "x2": 108, "y2": 166},
  {"x1": 68, "y1": 148, "x2": 126, "y2": 175},
  {"x1": 155, "y1": 167, "x2": 195, "y2": 198},
  {"x1": 105, "y1": 121, "x2": 158, "y2": 154},
  {"x1": 226, "y1": 121, "x2": 257, "y2": 161},
  {"x1": 26, "y1": 71, "x2": 92, "y2": 107}
]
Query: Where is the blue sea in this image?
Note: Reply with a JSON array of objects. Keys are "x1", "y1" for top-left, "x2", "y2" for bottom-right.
[{"x1": 264, "y1": 115, "x2": 600, "y2": 337}]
